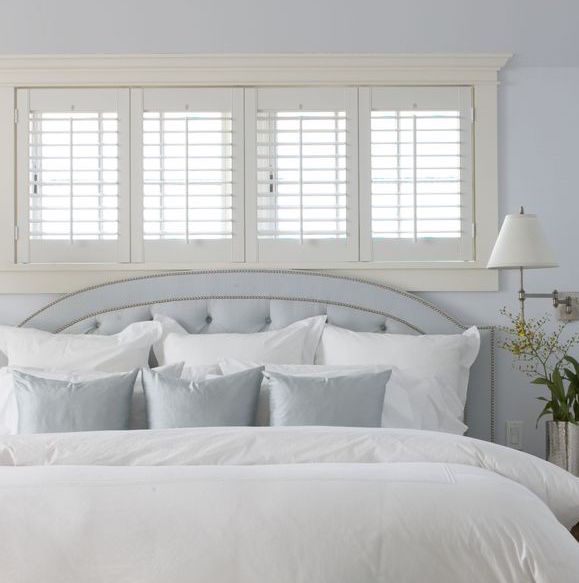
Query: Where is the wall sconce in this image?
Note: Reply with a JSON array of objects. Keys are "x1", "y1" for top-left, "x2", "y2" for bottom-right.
[{"x1": 487, "y1": 207, "x2": 572, "y2": 320}]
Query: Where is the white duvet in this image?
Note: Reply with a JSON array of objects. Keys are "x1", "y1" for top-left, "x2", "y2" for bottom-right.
[{"x1": 0, "y1": 427, "x2": 578, "y2": 583}]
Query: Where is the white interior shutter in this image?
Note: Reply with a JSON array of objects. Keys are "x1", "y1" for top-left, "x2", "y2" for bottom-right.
[
  {"x1": 16, "y1": 88, "x2": 130, "y2": 264},
  {"x1": 132, "y1": 88, "x2": 244, "y2": 263},
  {"x1": 360, "y1": 86, "x2": 473, "y2": 262},
  {"x1": 247, "y1": 87, "x2": 358, "y2": 263}
]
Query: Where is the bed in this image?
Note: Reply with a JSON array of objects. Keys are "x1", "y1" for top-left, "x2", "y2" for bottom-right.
[{"x1": 0, "y1": 269, "x2": 577, "y2": 583}]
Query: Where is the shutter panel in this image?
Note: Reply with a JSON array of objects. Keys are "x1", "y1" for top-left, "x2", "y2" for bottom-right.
[
  {"x1": 360, "y1": 86, "x2": 473, "y2": 262},
  {"x1": 134, "y1": 88, "x2": 244, "y2": 263},
  {"x1": 248, "y1": 88, "x2": 358, "y2": 262},
  {"x1": 16, "y1": 89, "x2": 130, "y2": 264}
]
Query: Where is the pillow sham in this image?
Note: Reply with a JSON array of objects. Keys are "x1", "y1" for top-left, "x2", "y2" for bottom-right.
[
  {"x1": 12, "y1": 369, "x2": 138, "y2": 434},
  {"x1": 267, "y1": 370, "x2": 389, "y2": 427},
  {"x1": 219, "y1": 360, "x2": 391, "y2": 427},
  {"x1": 220, "y1": 354, "x2": 473, "y2": 435},
  {"x1": 0, "y1": 363, "x2": 184, "y2": 434},
  {"x1": 315, "y1": 326, "x2": 480, "y2": 433},
  {"x1": 0, "y1": 321, "x2": 162, "y2": 372},
  {"x1": 142, "y1": 367, "x2": 264, "y2": 429},
  {"x1": 153, "y1": 315, "x2": 326, "y2": 367}
]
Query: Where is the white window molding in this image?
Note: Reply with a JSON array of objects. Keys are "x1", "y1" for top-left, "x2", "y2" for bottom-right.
[{"x1": 0, "y1": 53, "x2": 510, "y2": 293}]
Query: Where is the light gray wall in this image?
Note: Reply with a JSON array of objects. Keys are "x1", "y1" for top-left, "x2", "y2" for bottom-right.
[{"x1": 1, "y1": 0, "x2": 578, "y2": 456}]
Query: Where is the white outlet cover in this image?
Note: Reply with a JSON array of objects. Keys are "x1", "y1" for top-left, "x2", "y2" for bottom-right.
[{"x1": 506, "y1": 420, "x2": 523, "y2": 450}]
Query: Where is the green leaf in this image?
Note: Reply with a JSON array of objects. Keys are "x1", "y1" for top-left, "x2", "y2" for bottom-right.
[
  {"x1": 531, "y1": 377, "x2": 549, "y2": 385},
  {"x1": 536, "y1": 402, "x2": 553, "y2": 427}
]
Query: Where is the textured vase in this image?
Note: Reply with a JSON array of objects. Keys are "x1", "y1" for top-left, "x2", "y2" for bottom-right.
[{"x1": 546, "y1": 421, "x2": 579, "y2": 476}]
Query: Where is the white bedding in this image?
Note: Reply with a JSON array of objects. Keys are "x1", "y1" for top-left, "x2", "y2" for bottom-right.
[{"x1": 0, "y1": 427, "x2": 578, "y2": 583}]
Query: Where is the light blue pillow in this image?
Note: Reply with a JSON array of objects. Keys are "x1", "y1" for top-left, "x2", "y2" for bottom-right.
[
  {"x1": 142, "y1": 367, "x2": 264, "y2": 429},
  {"x1": 13, "y1": 369, "x2": 139, "y2": 434},
  {"x1": 267, "y1": 370, "x2": 390, "y2": 427}
]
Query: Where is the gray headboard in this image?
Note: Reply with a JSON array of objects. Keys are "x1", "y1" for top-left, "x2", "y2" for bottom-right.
[{"x1": 20, "y1": 269, "x2": 495, "y2": 442}]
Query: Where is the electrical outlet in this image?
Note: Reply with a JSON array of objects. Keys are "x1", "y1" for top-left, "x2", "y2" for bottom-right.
[
  {"x1": 506, "y1": 421, "x2": 523, "y2": 450},
  {"x1": 555, "y1": 292, "x2": 579, "y2": 322}
]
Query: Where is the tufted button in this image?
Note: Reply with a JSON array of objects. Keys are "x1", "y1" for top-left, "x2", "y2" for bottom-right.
[
  {"x1": 94, "y1": 321, "x2": 100, "y2": 329},
  {"x1": 205, "y1": 315, "x2": 212, "y2": 324},
  {"x1": 380, "y1": 323, "x2": 387, "y2": 332},
  {"x1": 265, "y1": 316, "x2": 272, "y2": 324}
]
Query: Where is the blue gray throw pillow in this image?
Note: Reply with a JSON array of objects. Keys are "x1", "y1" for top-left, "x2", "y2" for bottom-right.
[
  {"x1": 142, "y1": 367, "x2": 264, "y2": 429},
  {"x1": 13, "y1": 369, "x2": 138, "y2": 434},
  {"x1": 267, "y1": 370, "x2": 390, "y2": 427}
]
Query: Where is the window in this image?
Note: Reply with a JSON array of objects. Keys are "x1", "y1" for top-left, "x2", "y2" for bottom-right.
[
  {"x1": 359, "y1": 87, "x2": 473, "y2": 262},
  {"x1": 246, "y1": 88, "x2": 358, "y2": 262},
  {"x1": 16, "y1": 89, "x2": 130, "y2": 263},
  {"x1": 15, "y1": 86, "x2": 473, "y2": 266},
  {"x1": 131, "y1": 88, "x2": 244, "y2": 263},
  {"x1": 3, "y1": 53, "x2": 506, "y2": 294}
]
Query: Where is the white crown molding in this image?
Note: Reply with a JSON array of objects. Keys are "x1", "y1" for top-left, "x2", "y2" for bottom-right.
[{"x1": 0, "y1": 53, "x2": 512, "y2": 86}]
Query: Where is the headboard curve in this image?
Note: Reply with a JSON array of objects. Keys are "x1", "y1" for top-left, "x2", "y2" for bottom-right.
[{"x1": 19, "y1": 269, "x2": 495, "y2": 442}]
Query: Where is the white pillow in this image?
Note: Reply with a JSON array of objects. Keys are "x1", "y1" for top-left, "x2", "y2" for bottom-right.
[
  {"x1": 0, "y1": 363, "x2": 183, "y2": 434},
  {"x1": 0, "y1": 321, "x2": 162, "y2": 372},
  {"x1": 314, "y1": 325, "x2": 480, "y2": 434},
  {"x1": 154, "y1": 315, "x2": 327, "y2": 367}
]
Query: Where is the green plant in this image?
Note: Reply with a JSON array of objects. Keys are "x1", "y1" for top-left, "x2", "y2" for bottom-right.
[{"x1": 500, "y1": 308, "x2": 579, "y2": 425}]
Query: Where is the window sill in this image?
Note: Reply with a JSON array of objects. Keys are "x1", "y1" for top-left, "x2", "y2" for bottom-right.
[{"x1": 0, "y1": 262, "x2": 498, "y2": 293}]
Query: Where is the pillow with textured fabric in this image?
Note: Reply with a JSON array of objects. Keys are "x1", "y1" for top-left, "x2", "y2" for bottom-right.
[
  {"x1": 0, "y1": 364, "x2": 184, "y2": 434},
  {"x1": 219, "y1": 359, "x2": 467, "y2": 434},
  {"x1": 267, "y1": 369, "x2": 390, "y2": 428},
  {"x1": 13, "y1": 369, "x2": 138, "y2": 434},
  {"x1": 142, "y1": 367, "x2": 264, "y2": 429}
]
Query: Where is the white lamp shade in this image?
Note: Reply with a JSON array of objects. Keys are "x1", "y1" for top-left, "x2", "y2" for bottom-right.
[{"x1": 487, "y1": 212, "x2": 558, "y2": 269}]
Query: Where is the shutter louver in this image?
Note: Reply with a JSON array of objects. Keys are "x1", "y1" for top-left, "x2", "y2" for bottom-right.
[
  {"x1": 28, "y1": 112, "x2": 119, "y2": 241},
  {"x1": 257, "y1": 111, "x2": 347, "y2": 240},
  {"x1": 143, "y1": 112, "x2": 233, "y2": 241}
]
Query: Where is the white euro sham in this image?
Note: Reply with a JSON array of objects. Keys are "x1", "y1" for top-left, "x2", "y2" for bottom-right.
[
  {"x1": 315, "y1": 325, "x2": 480, "y2": 433},
  {"x1": 0, "y1": 321, "x2": 162, "y2": 372},
  {"x1": 154, "y1": 315, "x2": 326, "y2": 367}
]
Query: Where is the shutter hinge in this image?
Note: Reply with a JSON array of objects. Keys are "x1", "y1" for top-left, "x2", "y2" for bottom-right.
[
  {"x1": 472, "y1": 223, "x2": 476, "y2": 238},
  {"x1": 471, "y1": 107, "x2": 475, "y2": 123},
  {"x1": 14, "y1": 109, "x2": 18, "y2": 124},
  {"x1": 14, "y1": 225, "x2": 19, "y2": 241}
]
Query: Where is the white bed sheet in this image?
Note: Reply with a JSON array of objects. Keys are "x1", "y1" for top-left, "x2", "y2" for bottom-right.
[{"x1": 0, "y1": 427, "x2": 578, "y2": 583}]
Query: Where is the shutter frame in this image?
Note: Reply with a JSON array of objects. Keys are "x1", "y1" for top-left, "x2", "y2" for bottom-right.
[
  {"x1": 361, "y1": 86, "x2": 474, "y2": 262},
  {"x1": 137, "y1": 87, "x2": 244, "y2": 263},
  {"x1": 16, "y1": 88, "x2": 130, "y2": 264},
  {"x1": 252, "y1": 87, "x2": 359, "y2": 263}
]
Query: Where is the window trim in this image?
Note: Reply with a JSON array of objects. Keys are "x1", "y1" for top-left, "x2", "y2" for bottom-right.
[{"x1": 0, "y1": 53, "x2": 510, "y2": 292}]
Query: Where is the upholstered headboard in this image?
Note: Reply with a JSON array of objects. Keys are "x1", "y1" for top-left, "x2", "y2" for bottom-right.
[{"x1": 20, "y1": 270, "x2": 496, "y2": 442}]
